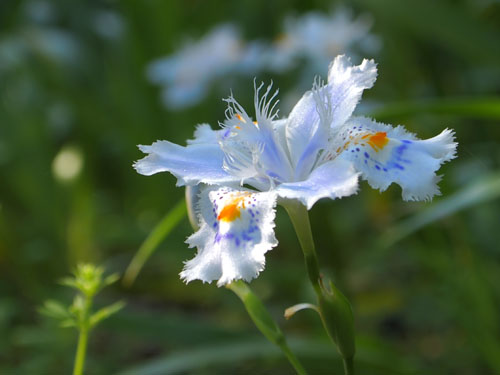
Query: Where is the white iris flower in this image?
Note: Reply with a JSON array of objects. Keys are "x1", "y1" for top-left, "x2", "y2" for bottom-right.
[
  {"x1": 135, "y1": 55, "x2": 457, "y2": 286},
  {"x1": 266, "y1": 8, "x2": 379, "y2": 72}
]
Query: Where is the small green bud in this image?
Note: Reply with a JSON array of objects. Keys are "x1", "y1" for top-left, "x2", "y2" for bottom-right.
[
  {"x1": 42, "y1": 263, "x2": 124, "y2": 331},
  {"x1": 41, "y1": 263, "x2": 124, "y2": 375},
  {"x1": 317, "y1": 279, "x2": 355, "y2": 361}
]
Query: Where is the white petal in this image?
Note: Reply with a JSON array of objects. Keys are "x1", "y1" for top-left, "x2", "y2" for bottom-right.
[
  {"x1": 327, "y1": 55, "x2": 377, "y2": 128},
  {"x1": 187, "y1": 123, "x2": 220, "y2": 145},
  {"x1": 134, "y1": 140, "x2": 238, "y2": 186},
  {"x1": 272, "y1": 118, "x2": 289, "y2": 159},
  {"x1": 221, "y1": 88, "x2": 293, "y2": 184},
  {"x1": 285, "y1": 55, "x2": 377, "y2": 180},
  {"x1": 336, "y1": 117, "x2": 457, "y2": 201},
  {"x1": 181, "y1": 186, "x2": 278, "y2": 286},
  {"x1": 275, "y1": 158, "x2": 359, "y2": 210},
  {"x1": 285, "y1": 90, "x2": 330, "y2": 180}
]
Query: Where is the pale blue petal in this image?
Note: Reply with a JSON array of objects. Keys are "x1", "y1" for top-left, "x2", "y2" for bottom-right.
[
  {"x1": 276, "y1": 158, "x2": 359, "y2": 209},
  {"x1": 222, "y1": 90, "x2": 294, "y2": 183},
  {"x1": 181, "y1": 186, "x2": 278, "y2": 286},
  {"x1": 327, "y1": 55, "x2": 377, "y2": 129},
  {"x1": 134, "y1": 140, "x2": 238, "y2": 186},
  {"x1": 285, "y1": 55, "x2": 377, "y2": 181},
  {"x1": 337, "y1": 117, "x2": 457, "y2": 201},
  {"x1": 285, "y1": 91, "x2": 330, "y2": 180},
  {"x1": 187, "y1": 123, "x2": 220, "y2": 145}
]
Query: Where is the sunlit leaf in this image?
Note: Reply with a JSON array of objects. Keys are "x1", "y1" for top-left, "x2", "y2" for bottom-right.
[
  {"x1": 59, "y1": 277, "x2": 79, "y2": 290},
  {"x1": 102, "y1": 273, "x2": 120, "y2": 288},
  {"x1": 39, "y1": 300, "x2": 71, "y2": 320},
  {"x1": 89, "y1": 301, "x2": 125, "y2": 329},
  {"x1": 60, "y1": 319, "x2": 77, "y2": 328}
]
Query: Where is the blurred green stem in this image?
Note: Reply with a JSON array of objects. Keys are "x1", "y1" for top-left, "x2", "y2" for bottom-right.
[
  {"x1": 73, "y1": 295, "x2": 92, "y2": 375},
  {"x1": 284, "y1": 200, "x2": 355, "y2": 375},
  {"x1": 73, "y1": 328, "x2": 88, "y2": 375},
  {"x1": 283, "y1": 201, "x2": 321, "y2": 295},
  {"x1": 228, "y1": 281, "x2": 308, "y2": 375},
  {"x1": 343, "y1": 357, "x2": 354, "y2": 375}
]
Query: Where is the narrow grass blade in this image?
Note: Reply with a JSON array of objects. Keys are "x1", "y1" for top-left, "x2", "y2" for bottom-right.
[
  {"x1": 368, "y1": 97, "x2": 500, "y2": 122},
  {"x1": 381, "y1": 173, "x2": 500, "y2": 247},
  {"x1": 116, "y1": 336, "x2": 423, "y2": 375},
  {"x1": 123, "y1": 200, "x2": 186, "y2": 286}
]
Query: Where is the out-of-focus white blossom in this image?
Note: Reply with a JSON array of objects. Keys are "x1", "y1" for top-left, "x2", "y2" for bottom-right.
[
  {"x1": 91, "y1": 11, "x2": 125, "y2": 40},
  {"x1": 147, "y1": 8, "x2": 379, "y2": 110},
  {"x1": 147, "y1": 24, "x2": 250, "y2": 109},
  {"x1": 265, "y1": 8, "x2": 380, "y2": 73},
  {"x1": 0, "y1": 28, "x2": 81, "y2": 71}
]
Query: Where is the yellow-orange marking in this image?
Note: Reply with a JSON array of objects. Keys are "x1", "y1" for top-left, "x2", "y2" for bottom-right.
[
  {"x1": 338, "y1": 131, "x2": 390, "y2": 154},
  {"x1": 367, "y1": 132, "x2": 389, "y2": 152},
  {"x1": 234, "y1": 114, "x2": 257, "y2": 127},
  {"x1": 218, "y1": 202, "x2": 241, "y2": 222},
  {"x1": 217, "y1": 194, "x2": 251, "y2": 222}
]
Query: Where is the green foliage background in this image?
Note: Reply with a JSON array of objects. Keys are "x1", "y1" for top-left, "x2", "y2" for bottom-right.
[{"x1": 1, "y1": 0, "x2": 500, "y2": 374}]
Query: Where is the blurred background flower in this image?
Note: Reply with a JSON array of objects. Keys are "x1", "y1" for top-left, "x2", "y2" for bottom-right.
[
  {"x1": 147, "y1": 6, "x2": 379, "y2": 110},
  {"x1": 1, "y1": 1, "x2": 500, "y2": 374},
  {"x1": 264, "y1": 7, "x2": 379, "y2": 73},
  {"x1": 147, "y1": 24, "x2": 247, "y2": 109}
]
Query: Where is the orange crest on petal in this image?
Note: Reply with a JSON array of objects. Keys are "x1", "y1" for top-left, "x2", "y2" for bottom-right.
[
  {"x1": 367, "y1": 132, "x2": 389, "y2": 152},
  {"x1": 217, "y1": 193, "x2": 251, "y2": 222},
  {"x1": 218, "y1": 202, "x2": 241, "y2": 222}
]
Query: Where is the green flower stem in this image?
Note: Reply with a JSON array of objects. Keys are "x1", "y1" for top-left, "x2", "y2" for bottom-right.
[
  {"x1": 228, "y1": 281, "x2": 308, "y2": 375},
  {"x1": 283, "y1": 200, "x2": 321, "y2": 295},
  {"x1": 284, "y1": 200, "x2": 356, "y2": 375},
  {"x1": 73, "y1": 294, "x2": 92, "y2": 375},
  {"x1": 343, "y1": 357, "x2": 354, "y2": 375},
  {"x1": 73, "y1": 327, "x2": 88, "y2": 375}
]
